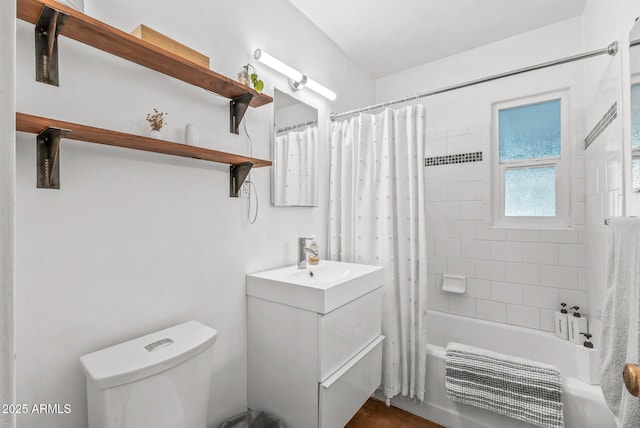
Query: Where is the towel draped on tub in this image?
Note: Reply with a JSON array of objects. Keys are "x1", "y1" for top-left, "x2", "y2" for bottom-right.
[{"x1": 445, "y1": 342, "x2": 563, "y2": 428}]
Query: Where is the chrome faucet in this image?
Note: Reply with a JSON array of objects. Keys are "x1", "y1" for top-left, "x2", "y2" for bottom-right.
[{"x1": 298, "y1": 237, "x2": 319, "y2": 269}]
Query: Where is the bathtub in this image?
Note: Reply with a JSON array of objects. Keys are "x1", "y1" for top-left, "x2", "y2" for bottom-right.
[{"x1": 376, "y1": 310, "x2": 616, "y2": 428}]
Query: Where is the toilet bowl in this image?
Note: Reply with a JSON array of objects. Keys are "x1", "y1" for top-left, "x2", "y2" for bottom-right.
[{"x1": 80, "y1": 321, "x2": 217, "y2": 428}]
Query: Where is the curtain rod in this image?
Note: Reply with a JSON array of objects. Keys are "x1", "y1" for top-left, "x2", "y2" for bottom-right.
[
  {"x1": 276, "y1": 119, "x2": 318, "y2": 134},
  {"x1": 632, "y1": 38, "x2": 640, "y2": 48},
  {"x1": 331, "y1": 41, "x2": 619, "y2": 121}
]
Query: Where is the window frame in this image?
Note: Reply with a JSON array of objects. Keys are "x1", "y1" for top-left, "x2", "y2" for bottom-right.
[
  {"x1": 631, "y1": 77, "x2": 640, "y2": 192},
  {"x1": 492, "y1": 90, "x2": 571, "y2": 228}
]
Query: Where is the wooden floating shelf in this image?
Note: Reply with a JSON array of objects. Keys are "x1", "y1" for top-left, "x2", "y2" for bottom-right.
[
  {"x1": 17, "y1": 0, "x2": 273, "y2": 108},
  {"x1": 16, "y1": 112, "x2": 272, "y2": 168}
]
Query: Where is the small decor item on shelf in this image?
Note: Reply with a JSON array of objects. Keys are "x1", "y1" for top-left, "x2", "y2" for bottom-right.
[
  {"x1": 238, "y1": 64, "x2": 264, "y2": 93},
  {"x1": 184, "y1": 123, "x2": 199, "y2": 145},
  {"x1": 55, "y1": 0, "x2": 85, "y2": 12},
  {"x1": 146, "y1": 108, "x2": 168, "y2": 139}
]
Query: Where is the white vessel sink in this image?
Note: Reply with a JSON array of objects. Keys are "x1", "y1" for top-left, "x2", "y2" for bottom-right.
[{"x1": 247, "y1": 260, "x2": 384, "y2": 314}]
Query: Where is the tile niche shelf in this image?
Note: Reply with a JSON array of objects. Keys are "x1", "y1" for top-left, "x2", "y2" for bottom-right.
[
  {"x1": 17, "y1": 112, "x2": 271, "y2": 194},
  {"x1": 16, "y1": 0, "x2": 273, "y2": 195}
]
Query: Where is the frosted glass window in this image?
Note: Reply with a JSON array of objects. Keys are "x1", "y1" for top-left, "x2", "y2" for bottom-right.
[
  {"x1": 504, "y1": 166, "x2": 556, "y2": 217},
  {"x1": 632, "y1": 84, "x2": 640, "y2": 149},
  {"x1": 633, "y1": 158, "x2": 640, "y2": 192},
  {"x1": 499, "y1": 99, "x2": 561, "y2": 161}
]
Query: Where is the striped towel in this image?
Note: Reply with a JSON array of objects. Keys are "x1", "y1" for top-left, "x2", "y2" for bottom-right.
[{"x1": 445, "y1": 342, "x2": 563, "y2": 428}]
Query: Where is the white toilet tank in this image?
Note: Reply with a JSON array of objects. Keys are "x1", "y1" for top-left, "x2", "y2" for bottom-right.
[{"x1": 80, "y1": 321, "x2": 217, "y2": 428}]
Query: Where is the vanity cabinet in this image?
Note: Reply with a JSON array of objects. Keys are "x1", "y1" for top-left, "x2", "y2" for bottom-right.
[{"x1": 247, "y1": 262, "x2": 384, "y2": 428}]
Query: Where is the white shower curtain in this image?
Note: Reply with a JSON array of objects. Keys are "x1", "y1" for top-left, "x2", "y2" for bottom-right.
[
  {"x1": 328, "y1": 105, "x2": 429, "y2": 401},
  {"x1": 274, "y1": 125, "x2": 318, "y2": 206}
]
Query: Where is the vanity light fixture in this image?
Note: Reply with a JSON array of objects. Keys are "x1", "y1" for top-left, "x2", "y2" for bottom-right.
[{"x1": 253, "y1": 49, "x2": 337, "y2": 101}]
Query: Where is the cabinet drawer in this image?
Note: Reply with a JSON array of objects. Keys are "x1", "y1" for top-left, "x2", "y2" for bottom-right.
[
  {"x1": 319, "y1": 336, "x2": 384, "y2": 428},
  {"x1": 319, "y1": 287, "x2": 382, "y2": 381}
]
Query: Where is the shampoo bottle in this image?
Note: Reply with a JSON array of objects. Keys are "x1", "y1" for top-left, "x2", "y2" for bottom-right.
[
  {"x1": 568, "y1": 306, "x2": 588, "y2": 345},
  {"x1": 555, "y1": 302, "x2": 569, "y2": 340},
  {"x1": 308, "y1": 240, "x2": 320, "y2": 265}
]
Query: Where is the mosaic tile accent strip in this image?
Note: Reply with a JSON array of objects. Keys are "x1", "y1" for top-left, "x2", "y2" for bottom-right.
[
  {"x1": 585, "y1": 102, "x2": 617, "y2": 149},
  {"x1": 425, "y1": 151, "x2": 483, "y2": 167}
]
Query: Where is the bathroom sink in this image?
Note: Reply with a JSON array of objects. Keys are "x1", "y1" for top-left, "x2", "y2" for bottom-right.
[{"x1": 247, "y1": 260, "x2": 384, "y2": 314}]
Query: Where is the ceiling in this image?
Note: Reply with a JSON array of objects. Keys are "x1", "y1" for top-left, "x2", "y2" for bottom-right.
[{"x1": 288, "y1": 0, "x2": 587, "y2": 78}]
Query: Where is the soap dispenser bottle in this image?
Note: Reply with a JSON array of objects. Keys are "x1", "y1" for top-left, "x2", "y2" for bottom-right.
[
  {"x1": 555, "y1": 303, "x2": 569, "y2": 340},
  {"x1": 308, "y1": 239, "x2": 320, "y2": 265},
  {"x1": 568, "y1": 306, "x2": 588, "y2": 344},
  {"x1": 576, "y1": 332, "x2": 600, "y2": 385}
]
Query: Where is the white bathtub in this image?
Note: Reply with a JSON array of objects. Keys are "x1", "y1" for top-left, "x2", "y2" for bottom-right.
[{"x1": 376, "y1": 311, "x2": 616, "y2": 428}]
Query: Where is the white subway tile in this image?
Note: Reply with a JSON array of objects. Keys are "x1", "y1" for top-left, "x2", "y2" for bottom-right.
[
  {"x1": 475, "y1": 260, "x2": 506, "y2": 281},
  {"x1": 539, "y1": 230, "x2": 579, "y2": 243},
  {"x1": 447, "y1": 258, "x2": 476, "y2": 278},
  {"x1": 558, "y1": 290, "x2": 587, "y2": 312},
  {"x1": 436, "y1": 239, "x2": 461, "y2": 257},
  {"x1": 574, "y1": 202, "x2": 586, "y2": 226},
  {"x1": 574, "y1": 155, "x2": 585, "y2": 178},
  {"x1": 479, "y1": 183, "x2": 490, "y2": 202},
  {"x1": 427, "y1": 239, "x2": 435, "y2": 256},
  {"x1": 460, "y1": 239, "x2": 492, "y2": 260},
  {"x1": 448, "y1": 296, "x2": 476, "y2": 317},
  {"x1": 559, "y1": 244, "x2": 586, "y2": 267},
  {"x1": 459, "y1": 201, "x2": 483, "y2": 220},
  {"x1": 438, "y1": 164, "x2": 462, "y2": 183},
  {"x1": 447, "y1": 182, "x2": 477, "y2": 201},
  {"x1": 448, "y1": 132, "x2": 475, "y2": 154},
  {"x1": 467, "y1": 279, "x2": 491, "y2": 300},
  {"x1": 540, "y1": 309, "x2": 556, "y2": 332},
  {"x1": 427, "y1": 183, "x2": 448, "y2": 201},
  {"x1": 506, "y1": 229, "x2": 540, "y2": 242},
  {"x1": 428, "y1": 274, "x2": 441, "y2": 292},
  {"x1": 428, "y1": 256, "x2": 448, "y2": 275},
  {"x1": 426, "y1": 136, "x2": 447, "y2": 157},
  {"x1": 476, "y1": 299, "x2": 507, "y2": 323},
  {"x1": 491, "y1": 282, "x2": 523, "y2": 304},
  {"x1": 574, "y1": 178, "x2": 586, "y2": 202},
  {"x1": 432, "y1": 201, "x2": 461, "y2": 220},
  {"x1": 447, "y1": 221, "x2": 476, "y2": 239},
  {"x1": 522, "y1": 242, "x2": 559, "y2": 265},
  {"x1": 578, "y1": 268, "x2": 586, "y2": 291},
  {"x1": 475, "y1": 223, "x2": 506, "y2": 241},
  {"x1": 506, "y1": 304, "x2": 541, "y2": 329},
  {"x1": 428, "y1": 221, "x2": 448, "y2": 238},
  {"x1": 482, "y1": 203, "x2": 491, "y2": 223},
  {"x1": 459, "y1": 163, "x2": 485, "y2": 182},
  {"x1": 506, "y1": 262, "x2": 539, "y2": 285},
  {"x1": 490, "y1": 241, "x2": 522, "y2": 262},
  {"x1": 522, "y1": 285, "x2": 559, "y2": 309},
  {"x1": 428, "y1": 290, "x2": 449, "y2": 312},
  {"x1": 540, "y1": 265, "x2": 578, "y2": 289}
]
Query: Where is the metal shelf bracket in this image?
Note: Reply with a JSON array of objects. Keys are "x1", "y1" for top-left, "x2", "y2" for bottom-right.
[
  {"x1": 35, "y1": 5, "x2": 69, "y2": 86},
  {"x1": 230, "y1": 162, "x2": 253, "y2": 197},
  {"x1": 37, "y1": 126, "x2": 70, "y2": 189},
  {"x1": 230, "y1": 93, "x2": 254, "y2": 134}
]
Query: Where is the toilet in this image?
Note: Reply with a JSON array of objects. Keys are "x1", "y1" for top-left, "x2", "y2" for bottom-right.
[{"x1": 80, "y1": 321, "x2": 217, "y2": 428}]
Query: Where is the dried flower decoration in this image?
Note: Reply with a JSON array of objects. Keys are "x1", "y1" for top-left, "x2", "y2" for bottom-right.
[{"x1": 146, "y1": 108, "x2": 168, "y2": 130}]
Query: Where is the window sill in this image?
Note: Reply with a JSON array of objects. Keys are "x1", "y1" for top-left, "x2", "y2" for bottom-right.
[{"x1": 490, "y1": 224, "x2": 580, "y2": 231}]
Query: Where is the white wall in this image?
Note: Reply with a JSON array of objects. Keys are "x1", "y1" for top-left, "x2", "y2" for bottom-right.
[
  {"x1": 14, "y1": 1, "x2": 374, "y2": 427},
  {"x1": 375, "y1": 18, "x2": 591, "y2": 332},
  {"x1": 582, "y1": 0, "x2": 640, "y2": 346},
  {"x1": 1, "y1": 0, "x2": 16, "y2": 427}
]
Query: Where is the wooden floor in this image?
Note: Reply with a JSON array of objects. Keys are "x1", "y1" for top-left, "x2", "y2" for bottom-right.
[{"x1": 345, "y1": 398, "x2": 444, "y2": 428}]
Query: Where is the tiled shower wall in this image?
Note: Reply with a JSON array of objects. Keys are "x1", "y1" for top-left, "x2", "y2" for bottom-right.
[{"x1": 426, "y1": 125, "x2": 587, "y2": 333}]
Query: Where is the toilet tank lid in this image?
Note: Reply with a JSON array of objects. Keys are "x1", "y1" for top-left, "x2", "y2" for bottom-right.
[{"x1": 79, "y1": 320, "x2": 217, "y2": 390}]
